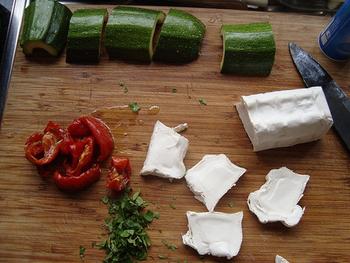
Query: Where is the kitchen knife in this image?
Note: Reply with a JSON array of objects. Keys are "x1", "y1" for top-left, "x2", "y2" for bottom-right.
[{"x1": 289, "y1": 42, "x2": 350, "y2": 152}]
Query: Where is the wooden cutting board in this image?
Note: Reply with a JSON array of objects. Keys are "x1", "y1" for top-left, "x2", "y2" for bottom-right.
[{"x1": 1, "y1": 4, "x2": 349, "y2": 263}]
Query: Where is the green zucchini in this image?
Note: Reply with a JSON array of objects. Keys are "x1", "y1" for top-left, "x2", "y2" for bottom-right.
[
  {"x1": 153, "y1": 8, "x2": 206, "y2": 63},
  {"x1": 66, "y1": 8, "x2": 107, "y2": 63},
  {"x1": 20, "y1": 0, "x2": 72, "y2": 56},
  {"x1": 220, "y1": 23, "x2": 276, "y2": 76},
  {"x1": 105, "y1": 6, "x2": 165, "y2": 63}
]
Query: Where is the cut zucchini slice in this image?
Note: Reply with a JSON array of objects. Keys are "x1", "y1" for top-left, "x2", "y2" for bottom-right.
[
  {"x1": 66, "y1": 8, "x2": 108, "y2": 63},
  {"x1": 105, "y1": 6, "x2": 165, "y2": 63},
  {"x1": 153, "y1": 8, "x2": 206, "y2": 63},
  {"x1": 20, "y1": 0, "x2": 72, "y2": 57},
  {"x1": 220, "y1": 23, "x2": 276, "y2": 76}
]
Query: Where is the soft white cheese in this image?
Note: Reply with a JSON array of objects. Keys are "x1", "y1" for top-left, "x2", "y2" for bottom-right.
[
  {"x1": 185, "y1": 154, "x2": 246, "y2": 212},
  {"x1": 236, "y1": 86, "x2": 333, "y2": 151},
  {"x1": 140, "y1": 121, "x2": 189, "y2": 180},
  {"x1": 247, "y1": 167, "x2": 310, "y2": 227},
  {"x1": 275, "y1": 255, "x2": 290, "y2": 263},
  {"x1": 182, "y1": 211, "x2": 243, "y2": 259}
]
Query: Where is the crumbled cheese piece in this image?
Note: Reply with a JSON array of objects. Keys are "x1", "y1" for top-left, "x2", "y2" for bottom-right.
[
  {"x1": 185, "y1": 154, "x2": 246, "y2": 212},
  {"x1": 182, "y1": 211, "x2": 243, "y2": 259},
  {"x1": 140, "y1": 121, "x2": 189, "y2": 180},
  {"x1": 236, "y1": 86, "x2": 333, "y2": 151},
  {"x1": 173, "y1": 123, "x2": 188, "y2": 133},
  {"x1": 276, "y1": 255, "x2": 290, "y2": 263},
  {"x1": 248, "y1": 167, "x2": 310, "y2": 227}
]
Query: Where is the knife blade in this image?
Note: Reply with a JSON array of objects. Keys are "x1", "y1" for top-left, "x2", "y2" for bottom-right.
[{"x1": 289, "y1": 42, "x2": 350, "y2": 152}]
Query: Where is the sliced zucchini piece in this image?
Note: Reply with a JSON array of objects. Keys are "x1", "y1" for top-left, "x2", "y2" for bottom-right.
[
  {"x1": 220, "y1": 23, "x2": 276, "y2": 76},
  {"x1": 153, "y1": 8, "x2": 206, "y2": 63},
  {"x1": 105, "y1": 6, "x2": 165, "y2": 63},
  {"x1": 66, "y1": 8, "x2": 108, "y2": 63},
  {"x1": 20, "y1": 0, "x2": 72, "y2": 56}
]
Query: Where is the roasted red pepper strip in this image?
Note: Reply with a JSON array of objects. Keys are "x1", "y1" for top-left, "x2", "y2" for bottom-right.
[
  {"x1": 106, "y1": 157, "x2": 131, "y2": 192},
  {"x1": 64, "y1": 137, "x2": 95, "y2": 176},
  {"x1": 53, "y1": 165, "x2": 101, "y2": 192},
  {"x1": 25, "y1": 122, "x2": 64, "y2": 166},
  {"x1": 78, "y1": 116, "x2": 114, "y2": 162},
  {"x1": 67, "y1": 116, "x2": 114, "y2": 162}
]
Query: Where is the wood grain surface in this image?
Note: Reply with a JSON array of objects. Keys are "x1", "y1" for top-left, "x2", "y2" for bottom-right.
[{"x1": 1, "y1": 4, "x2": 350, "y2": 263}]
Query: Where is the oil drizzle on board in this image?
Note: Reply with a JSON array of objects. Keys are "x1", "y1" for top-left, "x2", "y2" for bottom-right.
[{"x1": 91, "y1": 105, "x2": 160, "y2": 156}]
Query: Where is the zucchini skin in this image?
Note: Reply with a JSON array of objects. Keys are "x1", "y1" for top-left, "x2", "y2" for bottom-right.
[
  {"x1": 20, "y1": 0, "x2": 72, "y2": 56},
  {"x1": 66, "y1": 8, "x2": 107, "y2": 63},
  {"x1": 220, "y1": 23, "x2": 276, "y2": 76},
  {"x1": 105, "y1": 6, "x2": 165, "y2": 63},
  {"x1": 153, "y1": 8, "x2": 206, "y2": 64}
]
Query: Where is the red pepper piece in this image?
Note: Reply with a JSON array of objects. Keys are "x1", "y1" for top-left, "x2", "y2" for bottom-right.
[
  {"x1": 67, "y1": 119, "x2": 90, "y2": 138},
  {"x1": 78, "y1": 116, "x2": 114, "y2": 162},
  {"x1": 53, "y1": 165, "x2": 101, "y2": 192},
  {"x1": 64, "y1": 137, "x2": 95, "y2": 176},
  {"x1": 25, "y1": 122, "x2": 63, "y2": 166},
  {"x1": 106, "y1": 157, "x2": 131, "y2": 192}
]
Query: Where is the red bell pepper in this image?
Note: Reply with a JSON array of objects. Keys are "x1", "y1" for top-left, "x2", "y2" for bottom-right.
[
  {"x1": 25, "y1": 122, "x2": 64, "y2": 166},
  {"x1": 53, "y1": 165, "x2": 101, "y2": 192},
  {"x1": 106, "y1": 157, "x2": 131, "y2": 192},
  {"x1": 68, "y1": 116, "x2": 114, "y2": 162}
]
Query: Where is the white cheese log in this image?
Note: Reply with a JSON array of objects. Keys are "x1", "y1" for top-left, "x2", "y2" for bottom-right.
[
  {"x1": 276, "y1": 255, "x2": 290, "y2": 263},
  {"x1": 182, "y1": 211, "x2": 243, "y2": 259},
  {"x1": 236, "y1": 86, "x2": 333, "y2": 151}
]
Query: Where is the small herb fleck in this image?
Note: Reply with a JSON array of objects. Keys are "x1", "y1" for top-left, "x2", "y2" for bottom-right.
[
  {"x1": 158, "y1": 254, "x2": 168, "y2": 260},
  {"x1": 162, "y1": 240, "x2": 178, "y2": 251},
  {"x1": 228, "y1": 202, "x2": 234, "y2": 208},
  {"x1": 169, "y1": 203, "x2": 176, "y2": 209},
  {"x1": 199, "y1": 98, "x2": 207, "y2": 105},
  {"x1": 129, "y1": 102, "x2": 141, "y2": 113},
  {"x1": 79, "y1": 245, "x2": 85, "y2": 260},
  {"x1": 101, "y1": 196, "x2": 109, "y2": 204},
  {"x1": 172, "y1": 88, "x2": 177, "y2": 93}
]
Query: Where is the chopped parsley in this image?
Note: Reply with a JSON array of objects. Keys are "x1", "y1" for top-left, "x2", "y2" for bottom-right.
[
  {"x1": 162, "y1": 240, "x2": 177, "y2": 251},
  {"x1": 79, "y1": 245, "x2": 85, "y2": 260},
  {"x1": 228, "y1": 202, "x2": 234, "y2": 208},
  {"x1": 169, "y1": 203, "x2": 176, "y2": 209},
  {"x1": 199, "y1": 98, "x2": 207, "y2": 105},
  {"x1": 172, "y1": 88, "x2": 177, "y2": 93},
  {"x1": 129, "y1": 102, "x2": 141, "y2": 113},
  {"x1": 97, "y1": 189, "x2": 159, "y2": 262}
]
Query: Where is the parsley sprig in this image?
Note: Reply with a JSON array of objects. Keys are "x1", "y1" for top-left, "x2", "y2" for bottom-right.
[{"x1": 98, "y1": 189, "x2": 159, "y2": 262}]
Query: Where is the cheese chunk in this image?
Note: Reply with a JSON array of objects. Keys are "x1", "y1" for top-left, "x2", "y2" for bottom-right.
[
  {"x1": 276, "y1": 255, "x2": 290, "y2": 263},
  {"x1": 185, "y1": 154, "x2": 246, "y2": 212},
  {"x1": 247, "y1": 167, "x2": 310, "y2": 227},
  {"x1": 182, "y1": 211, "x2": 243, "y2": 259},
  {"x1": 236, "y1": 86, "x2": 333, "y2": 151},
  {"x1": 140, "y1": 121, "x2": 189, "y2": 180}
]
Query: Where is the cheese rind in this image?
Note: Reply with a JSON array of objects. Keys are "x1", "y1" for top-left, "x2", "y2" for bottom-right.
[
  {"x1": 185, "y1": 154, "x2": 246, "y2": 212},
  {"x1": 140, "y1": 121, "x2": 189, "y2": 180},
  {"x1": 182, "y1": 211, "x2": 243, "y2": 259},
  {"x1": 247, "y1": 167, "x2": 310, "y2": 227},
  {"x1": 275, "y1": 255, "x2": 290, "y2": 263},
  {"x1": 236, "y1": 86, "x2": 333, "y2": 151}
]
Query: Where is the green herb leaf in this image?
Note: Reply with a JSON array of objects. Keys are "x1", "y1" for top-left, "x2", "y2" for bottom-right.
[
  {"x1": 172, "y1": 88, "x2": 177, "y2": 93},
  {"x1": 199, "y1": 98, "x2": 207, "y2": 105},
  {"x1": 158, "y1": 254, "x2": 168, "y2": 260},
  {"x1": 129, "y1": 102, "x2": 141, "y2": 113},
  {"x1": 169, "y1": 203, "x2": 176, "y2": 209},
  {"x1": 101, "y1": 196, "x2": 109, "y2": 204},
  {"x1": 162, "y1": 240, "x2": 178, "y2": 251},
  {"x1": 228, "y1": 202, "x2": 234, "y2": 208},
  {"x1": 79, "y1": 245, "x2": 85, "y2": 260}
]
